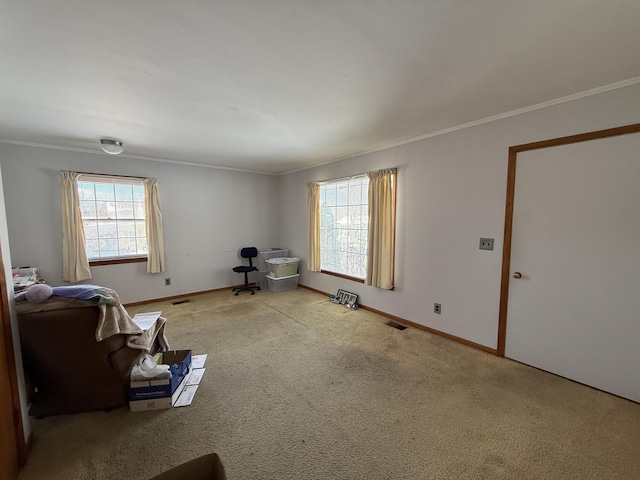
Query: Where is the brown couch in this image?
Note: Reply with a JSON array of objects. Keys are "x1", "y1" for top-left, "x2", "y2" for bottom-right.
[
  {"x1": 18, "y1": 303, "x2": 166, "y2": 417},
  {"x1": 148, "y1": 453, "x2": 227, "y2": 480}
]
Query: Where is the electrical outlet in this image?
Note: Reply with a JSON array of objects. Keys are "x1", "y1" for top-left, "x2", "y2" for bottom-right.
[
  {"x1": 479, "y1": 238, "x2": 494, "y2": 251},
  {"x1": 434, "y1": 303, "x2": 441, "y2": 314},
  {"x1": 164, "y1": 278, "x2": 171, "y2": 286}
]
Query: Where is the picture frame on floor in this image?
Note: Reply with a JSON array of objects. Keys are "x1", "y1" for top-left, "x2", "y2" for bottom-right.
[
  {"x1": 345, "y1": 293, "x2": 358, "y2": 308},
  {"x1": 338, "y1": 290, "x2": 349, "y2": 304},
  {"x1": 331, "y1": 289, "x2": 346, "y2": 304}
]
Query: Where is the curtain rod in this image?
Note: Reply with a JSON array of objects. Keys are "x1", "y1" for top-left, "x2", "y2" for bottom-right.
[
  {"x1": 63, "y1": 170, "x2": 147, "y2": 181},
  {"x1": 316, "y1": 168, "x2": 396, "y2": 185}
]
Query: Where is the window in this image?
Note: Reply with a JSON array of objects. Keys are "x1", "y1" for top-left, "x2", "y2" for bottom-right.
[
  {"x1": 77, "y1": 175, "x2": 147, "y2": 261},
  {"x1": 319, "y1": 175, "x2": 369, "y2": 279},
  {"x1": 309, "y1": 168, "x2": 396, "y2": 289}
]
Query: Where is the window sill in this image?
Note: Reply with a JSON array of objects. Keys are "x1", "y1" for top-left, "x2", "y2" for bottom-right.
[
  {"x1": 320, "y1": 270, "x2": 365, "y2": 283},
  {"x1": 89, "y1": 257, "x2": 147, "y2": 267}
]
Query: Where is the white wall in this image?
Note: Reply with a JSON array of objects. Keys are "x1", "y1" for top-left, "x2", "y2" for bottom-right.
[
  {"x1": 0, "y1": 145, "x2": 280, "y2": 304},
  {"x1": 1, "y1": 83, "x2": 639, "y2": 347},
  {"x1": 279, "y1": 83, "x2": 640, "y2": 350}
]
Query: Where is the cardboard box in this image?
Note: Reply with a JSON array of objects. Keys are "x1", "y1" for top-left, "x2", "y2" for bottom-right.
[
  {"x1": 129, "y1": 368, "x2": 190, "y2": 412},
  {"x1": 129, "y1": 349, "x2": 192, "y2": 401}
]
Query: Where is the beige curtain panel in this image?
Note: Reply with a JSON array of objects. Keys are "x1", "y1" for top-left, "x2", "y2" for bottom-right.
[
  {"x1": 366, "y1": 168, "x2": 396, "y2": 289},
  {"x1": 307, "y1": 181, "x2": 321, "y2": 271},
  {"x1": 61, "y1": 171, "x2": 92, "y2": 282},
  {"x1": 144, "y1": 178, "x2": 165, "y2": 273}
]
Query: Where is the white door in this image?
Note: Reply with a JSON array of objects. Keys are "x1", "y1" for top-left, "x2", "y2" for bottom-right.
[{"x1": 505, "y1": 132, "x2": 640, "y2": 402}]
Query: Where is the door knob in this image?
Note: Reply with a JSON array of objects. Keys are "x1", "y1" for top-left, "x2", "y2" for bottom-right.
[{"x1": 512, "y1": 272, "x2": 522, "y2": 279}]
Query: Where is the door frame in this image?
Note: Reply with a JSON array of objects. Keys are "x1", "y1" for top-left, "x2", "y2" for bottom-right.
[
  {"x1": 497, "y1": 122, "x2": 640, "y2": 356},
  {"x1": 0, "y1": 239, "x2": 27, "y2": 478}
]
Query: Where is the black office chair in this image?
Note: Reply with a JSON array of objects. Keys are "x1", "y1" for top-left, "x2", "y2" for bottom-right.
[{"x1": 232, "y1": 247, "x2": 260, "y2": 296}]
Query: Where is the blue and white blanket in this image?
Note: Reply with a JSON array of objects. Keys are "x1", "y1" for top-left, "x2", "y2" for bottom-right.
[{"x1": 51, "y1": 285, "x2": 118, "y2": 305}]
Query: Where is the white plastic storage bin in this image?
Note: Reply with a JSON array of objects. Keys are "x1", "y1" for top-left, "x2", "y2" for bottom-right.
[
  {"x1": 265, "y1": 257, "x2": 300, "y2": 278},
  {"x1": 266, "y1": 274, "x2": 299, "y2": 293},
  {"x1": 257, "y1": 248, "x2": 289, "y2": 272}
]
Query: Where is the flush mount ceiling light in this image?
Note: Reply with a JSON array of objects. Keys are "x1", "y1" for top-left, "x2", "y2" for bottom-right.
[{"x1": 100, "y1": 139, "x2": 124, "y2": 155}]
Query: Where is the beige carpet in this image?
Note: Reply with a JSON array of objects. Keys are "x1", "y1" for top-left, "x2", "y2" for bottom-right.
[{"x1": 17, "y1": 288, "x2": 640, "y2": 480}]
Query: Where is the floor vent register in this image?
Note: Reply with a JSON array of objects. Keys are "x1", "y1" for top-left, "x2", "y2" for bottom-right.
[{"x1": 385, "y1": 321, "x2": 407, "y2": 331}]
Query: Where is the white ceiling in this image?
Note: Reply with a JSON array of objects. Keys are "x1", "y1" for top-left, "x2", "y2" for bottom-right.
[{"x1": 1, "y1": 1, "x2": 640, "y2": 174}]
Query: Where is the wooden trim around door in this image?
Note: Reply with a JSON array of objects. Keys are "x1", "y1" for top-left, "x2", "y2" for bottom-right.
[
  {"x1": 497, "y1": 122, "x2": 640, "y2": 356},
  {"x1": 0, "y1": 241, "x2": 27, "y2": 476}
]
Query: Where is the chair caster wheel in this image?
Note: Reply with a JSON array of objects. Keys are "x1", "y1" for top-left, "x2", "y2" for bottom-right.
[
  {"x1": 251, "y1": 291, "x2": 255, "y2": 295},
  {"x1": 234, "y1": 292, "x2": 239, "y2": 296}
]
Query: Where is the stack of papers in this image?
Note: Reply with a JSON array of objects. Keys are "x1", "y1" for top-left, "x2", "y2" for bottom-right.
[
  {"x1": 13, "y1": 267, "x2": 39, "y2": 288},
  {"x1": 174, "y1": 354, "x2": 207, "y2": 407},
  {"x1": 132, "y1": 311, "x2": 161, "y2": 330}
]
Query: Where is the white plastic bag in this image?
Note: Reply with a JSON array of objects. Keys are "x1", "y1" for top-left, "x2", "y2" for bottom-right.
[{"x1": 130, "y1": 354, "x2": 171, "y2": 381}]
